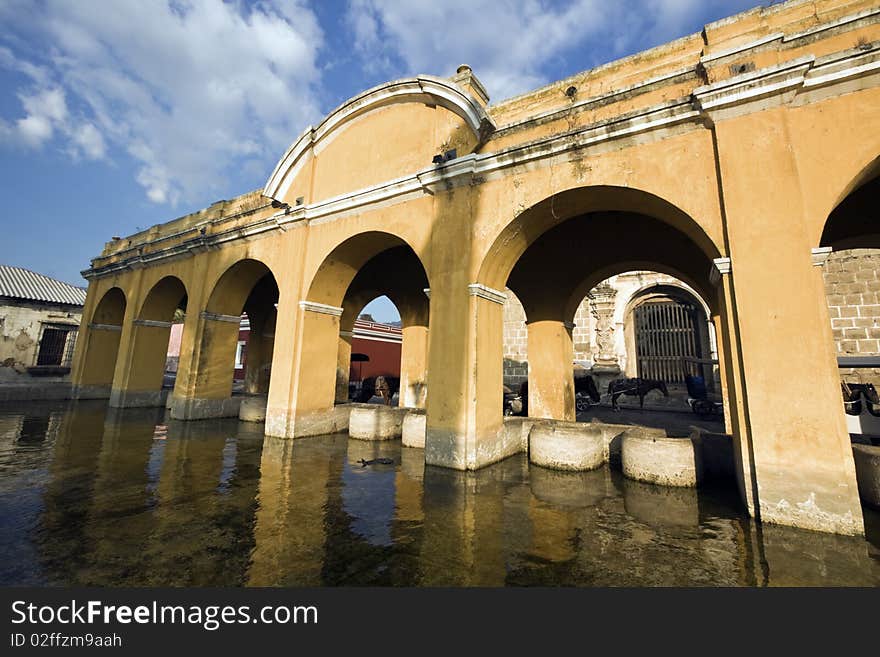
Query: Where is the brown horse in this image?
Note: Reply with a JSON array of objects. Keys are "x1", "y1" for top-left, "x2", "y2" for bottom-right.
[{"x1": 607, "y1": 377, "x2": 668, "y2": 411}]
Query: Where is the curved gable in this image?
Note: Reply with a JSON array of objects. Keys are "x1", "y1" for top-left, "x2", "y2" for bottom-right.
[{"x1": 263, "y1": 75, "x2": 495, "y2": 204}]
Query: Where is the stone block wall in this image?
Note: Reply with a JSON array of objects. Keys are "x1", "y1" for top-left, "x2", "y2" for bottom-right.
[{"x1": 824, "y1": 249, "x2": 880, "y2": 386}]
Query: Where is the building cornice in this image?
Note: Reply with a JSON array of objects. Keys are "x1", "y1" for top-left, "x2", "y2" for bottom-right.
[{"x1": 82, "y1": 24, "x2": 880, "y2": 281}]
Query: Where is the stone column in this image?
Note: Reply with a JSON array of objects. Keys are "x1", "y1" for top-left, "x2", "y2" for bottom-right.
[
  {"x1": 400, "y1": 324, "x2": 429, "y2": 408},
  {"x1": 73, "y1": 322, "x2": 123, "y2": 399},
  {"x1": 589, "y1": 282, "x2": 621, "y2": 387},
  {"x1": 526, "y1": 319, "x2": 575, "y2": 420},
  {"x1": 335, "y1": 331, "x2": 353, "y2": 403},
  {"x1": 282, "y1": 300, "x2": 349, "y2": 438},
  {"x1": 109, "y1": 319, "x2": 174, "y2": 408},
  {"x1": 711, "y1": 112, "x2": 863, "y2": 535},
  {"x1": 169, "y1": 311, "x2": 242, "y2": 419},
  {"x1": 425, "y1": 283, "x2": 514, "y2": 470},
  {"x1": 244, "y1": 306, "x2": 276, "y2": 395}
]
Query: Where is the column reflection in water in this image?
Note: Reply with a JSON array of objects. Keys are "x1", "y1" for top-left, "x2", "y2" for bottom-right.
[
  {"x1": 2, "y1": 401, "x2": 878, "y2": 586},
  {"x1": 247, "y1": 434, "x2": 345, "y2": 586},
  {"x1": 146, "y1": 418, "x2": 262, "y2": 586},
  {"x1": 419, "y1": 458, "x2": 520, "y2": 586}
]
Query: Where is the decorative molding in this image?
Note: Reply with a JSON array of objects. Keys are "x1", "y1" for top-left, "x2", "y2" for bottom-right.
[
  {"x1": 783, "y1": 6, "x2": 880, "y2": 42},
  {"x1": 299, "y1": 300, "x2": 344, "y2": 317},
  {"x1": 710, "y1": 257, "x2": 732, "y2": 286},
  {"x1": 133, "y1": 319, "x2": 173, "y2": 328},
  {"x1": 811, "y1": 246, "x2": 833, "y2": 267},
  {"x1": 700, "y1": 33, "x2": 784, "y2": 64},
  {"x1": 264, "y1": 75, "x2": 495, "y2": 200},
  {"x1": 200, "y1": 311, "x2": 241, "y2": 324},
  {"x1": 693, "y1": 56, "x2": 814, "y2": 112},
  {"x1": 88, "y1": 323, "x2": 122, "y2": 332},
  {"x1": 339, "y1": 330, "x2": 353, "y2": 338},
  {"x1": 467, "y1": 283, "x2": 507, "y2": 305}
]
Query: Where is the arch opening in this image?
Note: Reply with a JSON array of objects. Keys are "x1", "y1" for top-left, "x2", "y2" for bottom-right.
[
  {"x1": 177, "y1": 260, "x2": 280, "y2": 419},
  {"x1": 110, "y1": 276, "x2": 187, "y2": 408},
  {"x1": 76, "y1": 287, "x2": 127, "y2": 395},
  {"x1": 821, "y1": 161, "x2": 880, "y2": 440},
  {"x1": 487, "y1": 187, "x2": 726, "y2": 436},
  {"x1": 291, "y1": 233, "x2": 431, "y2": 432}
]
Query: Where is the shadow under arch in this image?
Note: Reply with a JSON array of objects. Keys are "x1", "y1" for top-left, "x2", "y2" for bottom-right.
[
  {"x1": 821, "y1": 155, "x2": 880, "y2": 250},
  {"x1": 304, "y1": 231, "x2": 430, "y2": 308},
  {"x1": 477, "y1": 185, "x2": 722, "y2": 292},
  {"x1": 75, "y1": 286, "x2": 127, "y2": 396},
  {"x1": 562, "y1": 260, "x2": 717, "y2": 325}
]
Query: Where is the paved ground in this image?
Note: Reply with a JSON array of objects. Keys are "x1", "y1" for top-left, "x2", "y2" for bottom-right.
[{"x1": 576, "y1": 402, "x2": 726, "y2": 436}]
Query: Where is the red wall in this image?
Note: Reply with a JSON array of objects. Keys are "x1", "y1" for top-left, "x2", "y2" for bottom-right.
[{"x1": 349, "y1": 337, "x2": 401, "y2": 381}]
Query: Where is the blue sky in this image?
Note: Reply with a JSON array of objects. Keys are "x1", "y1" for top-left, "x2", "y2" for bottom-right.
[{"x1": 0, "y1": 0, "x2": 763, "y2": 321}]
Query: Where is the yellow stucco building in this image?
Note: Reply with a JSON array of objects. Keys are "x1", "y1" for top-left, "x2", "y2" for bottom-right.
[{"x1": 71, "y1": 0, "x2": 880, "y2": 535}]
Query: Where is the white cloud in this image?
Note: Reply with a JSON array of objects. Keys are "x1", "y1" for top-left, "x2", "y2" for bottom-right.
[
  {"x1": 71, "y1": 122, "x2": 106, "y2": 160},
  {"x1": 16, "y1": 114, "x2": 54, "y2": 147},
  {"x1": 0, "y1": 0, "x2": 324, "y2": 205},
  {"x1": 345, "y1": 0, "x2": 759, "y2": 101}
]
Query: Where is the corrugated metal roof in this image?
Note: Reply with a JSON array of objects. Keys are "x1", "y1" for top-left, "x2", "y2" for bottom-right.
[{"x1": 0, "y1": 266, "x2": 87, "y2": 306}]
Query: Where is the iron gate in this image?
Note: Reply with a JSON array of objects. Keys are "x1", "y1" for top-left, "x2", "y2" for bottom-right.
[{"x1": 634, "y1": 300, "x2": 702, "y2": 383}]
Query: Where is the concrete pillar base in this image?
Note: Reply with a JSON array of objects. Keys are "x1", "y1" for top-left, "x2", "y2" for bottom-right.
[
  {"x1": 264, "y1": 404, "x2": 353, "y2": 439},
  {"x1": 349, "y1": 404, "x2": 407, "y2": 441},
  {"x1": 424, "y1": 422, "x2": 522, "y2": 470},
  {"x1": 502, "y1": 416, "x2": 538, "y2": 454},
  {"x1": 622, "y1": 432, "x2": 703, "y2": 487},
  {"x1": 402, "y1": 410, "x2": 426, "y2": 448},
  {"x1": 851, "y1": 443, "x2": 880, "y2": 509},
  {"x1": 529, "y1": 420, "x2": 605, "y2": 471},
  {"x1": 72, "y1": 384, "x2": 111, "y2": 400},
  {"x1": 169, "y1": 395, "x2": 242, "y2": 420},
  {"x1": 109, "y1": 388, "x2": 169, "y2": 409},
  {"x1": 239, "y1": 395, "x2": 268, "y2": 423}
]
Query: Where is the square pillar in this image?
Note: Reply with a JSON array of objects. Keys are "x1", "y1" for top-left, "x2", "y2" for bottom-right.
[
  {"x1": 712, "y1": 112, "x2": 863, "y2": 535},
  {"x1": 400, "y1": 324, "x2": 429, "y2": 409},
  {"x1": 526, "y1": 319, "x2": 575, "y2": 421},
  {"x1": 425, "y1": 283, "x2": 514, "y2": 470}
]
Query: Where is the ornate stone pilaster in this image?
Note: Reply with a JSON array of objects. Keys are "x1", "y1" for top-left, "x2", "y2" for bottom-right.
[{"x1": 589, "y1": 282, "x2": 619, "y2": 369}]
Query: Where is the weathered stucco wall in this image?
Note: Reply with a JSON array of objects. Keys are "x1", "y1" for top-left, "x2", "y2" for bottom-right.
[{"x1": 0, "y1": 301, "x2": 81, "y2": 381}]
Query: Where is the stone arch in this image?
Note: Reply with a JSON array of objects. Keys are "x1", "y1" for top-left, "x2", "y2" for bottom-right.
[
  {"x1": 205, "y1": 258, "x2": 278, "y2": 317},
  {"x1": 172, "y1": 259, "x2": 279, "y2": 419},
  {"x1": 481, "y1": 187, "x2": 724, "y2": 425},
  {"x1": 820, "y1": 154, "x2": 880, "y2": 250},
  {"x1": 561, "y1": 260, "x2": 717, "y2": 325},
  {"x1": 264, "y1": 75, "x2": 494, "y2": 202},
  {"x1": 110, "y1": 276, "x2": 188, "y2": 408},
  {"x1": 287, "y1": 232, "x2": 432, "y2": 435},
  {"x1": 476, "y1": 185, "x2": 723, "y2": 293},
  {"x1": 304, "y1": 231, "x2": 430, "y2": 308},
  {"x1": 76, "y1": 286, "x2": 126, "y2": 395}
]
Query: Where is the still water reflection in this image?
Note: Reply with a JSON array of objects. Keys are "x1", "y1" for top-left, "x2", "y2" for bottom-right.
[{"x1": 1, "y1": 401, "x2": 879, "y2": 586}]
